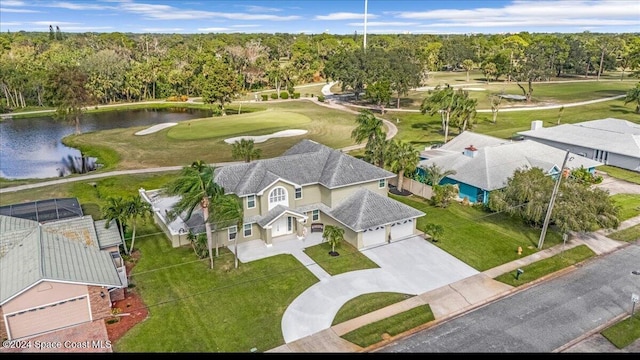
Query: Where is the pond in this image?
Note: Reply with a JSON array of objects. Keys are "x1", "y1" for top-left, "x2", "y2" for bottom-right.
[{"x1": 0, "y1": 107, "x2": 210, "y2": 180}]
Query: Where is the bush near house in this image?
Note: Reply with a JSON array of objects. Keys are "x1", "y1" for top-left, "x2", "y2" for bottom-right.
[{"x1": 280, "y1": 92, "x2": 289, "y2": 99}]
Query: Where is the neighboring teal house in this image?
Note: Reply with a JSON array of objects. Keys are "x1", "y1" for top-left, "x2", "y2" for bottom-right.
[{"x1": 417, "y1": 131, "x2": 602, "y2": 204}]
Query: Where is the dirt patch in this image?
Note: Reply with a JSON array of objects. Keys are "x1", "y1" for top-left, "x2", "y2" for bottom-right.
[{"x1": 105, "y1": 250, "x2": 149, "y2": 344}]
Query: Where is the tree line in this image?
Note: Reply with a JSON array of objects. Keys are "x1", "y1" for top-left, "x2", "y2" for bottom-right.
[{"x1": 1, "y1": 30, "x2": 639, "y2": 113}]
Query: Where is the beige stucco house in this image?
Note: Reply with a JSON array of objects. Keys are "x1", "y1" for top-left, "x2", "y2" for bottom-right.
[
  {"x1": 0, "y1": 211, "x2": 126, "y2": 341},
  {"x1": 141, "y1": 139, "x2": 425, "y2": 251}
]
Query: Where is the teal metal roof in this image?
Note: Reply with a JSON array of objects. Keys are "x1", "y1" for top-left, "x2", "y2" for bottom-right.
[{"x1": 0, "y1": 215, "x2": 123, "y2": 305}]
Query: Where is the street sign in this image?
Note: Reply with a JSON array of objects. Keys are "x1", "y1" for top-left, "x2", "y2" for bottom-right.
[{"x1": 633, "y1": 294, "x2": 639, "y2": 304}]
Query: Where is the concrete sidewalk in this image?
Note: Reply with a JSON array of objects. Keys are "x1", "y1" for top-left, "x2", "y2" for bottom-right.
[{"x1": 268, "y1": 215, "x2": 639, "y2": 353}]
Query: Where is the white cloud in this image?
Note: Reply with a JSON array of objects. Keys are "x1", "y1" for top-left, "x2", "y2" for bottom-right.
[
  {"x1": 0, "y1": 7, "x2": 39, "y2": 13},
  {"x1": 48, "y1": 2, "x2": 115, "y2": 10},
  {"x1": 58, "y1": 26, "x2": 114, "y2": 31},
  {"x1": 198, "y1": 27, "x2": 232, "y2": 32},
  {"x1": 118, "y1": 2, "x2": 299, "y2": 21},
  {"x1": 240, "y1": 5, "x2": 282, "y2": 13},
  {"x1": 347, "y1": 21, "x2": 418, "y2": 27},
  {"x1": 231, "y1": 24, "x2": 261, "y2": 28},
  {"x1": 1, "y1": 0, "x2": 26, "y2": 6},
  {"x1": 30, "y1": 21, "x2": 81, "y2": 26},
  {"x1": 315, "y1": 12, "x2": 378, "y2": 20},
  {"x1": 0, "y1": 22, "x2": 22, "y2": 26}
]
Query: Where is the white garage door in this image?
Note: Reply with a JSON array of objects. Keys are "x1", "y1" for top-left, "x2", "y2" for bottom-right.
[
  {"x1": 390, "y1": 219, "x2": 414, "y2": 240},
  {"x1": 362, "y1": 226, "x2": 386, "y2": 248},
  {"x1": 6, "y1": 296, "x2": 91, "y2": 340}
]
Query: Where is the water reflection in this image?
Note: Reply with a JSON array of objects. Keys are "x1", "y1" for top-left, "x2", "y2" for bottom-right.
[{"x1": 0, "y1": 107, "x2": 210, "y2": 179}]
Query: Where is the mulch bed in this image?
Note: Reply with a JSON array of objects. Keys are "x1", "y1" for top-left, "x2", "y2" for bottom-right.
[
  {"x1": 105, "y1": 249, "x2": 149, "y2": 343},
  {"x1": 388, "y1": 186, "x2": 412, "y2": 196}
]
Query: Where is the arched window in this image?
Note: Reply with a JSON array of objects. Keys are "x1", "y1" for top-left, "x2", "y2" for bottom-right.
[{"x1": 268, "y1": 186, "x2": 288, "y2": 210}]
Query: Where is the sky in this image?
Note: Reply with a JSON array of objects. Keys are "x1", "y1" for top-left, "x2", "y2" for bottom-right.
[{"x1": 1, "y1": 0, "x2": 638, "y2": 35}]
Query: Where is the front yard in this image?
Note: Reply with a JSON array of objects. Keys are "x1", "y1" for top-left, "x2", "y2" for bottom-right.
[{"x1": 113, "y1": 223, "x2": 317, "y2": 352}]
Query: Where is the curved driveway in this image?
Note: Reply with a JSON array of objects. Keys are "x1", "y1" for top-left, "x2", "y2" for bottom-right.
[{"x1": 281, "y1": 236, "x2": 479, "y2": 343}]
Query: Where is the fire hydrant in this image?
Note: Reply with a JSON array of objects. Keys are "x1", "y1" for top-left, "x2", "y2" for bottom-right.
[{"x1": 517, "y1": 246, "x2": 523, "y2": 255}]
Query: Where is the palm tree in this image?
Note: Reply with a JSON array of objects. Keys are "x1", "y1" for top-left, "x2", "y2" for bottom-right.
[
  {"x1": 102, "y1": 196, "x2": 129, "y2": 254},
  {"x1": 322, "y1": 224, "x2": 344, "y2": 255},
  {"x1": 421, "y1": 163, "x2": 457, "y2": 186},
  {"x1": 421, "y1": 84, "x2": 457, "y2": 143},
  {"x1": 231, "y1": 139, "x2": 262, "y2": 163},
  {"x1": 161, "y1": 161, "x2": 225, "y2": 269},
  {"x1": 386, "y1": 140, "x2": 420, "y2": 193},
  {"x1": 126, "y1": 196, "x2": 153, "y2": 254},
  {"x1": 351, "y1": 109, "x2": 386, "y2": 167},
  {"x1": 624, "y1": 82, "x2": 640, "y2": 113},
  {"x1": 211, "y1": 194, "x2": 244, "y2": 269}
]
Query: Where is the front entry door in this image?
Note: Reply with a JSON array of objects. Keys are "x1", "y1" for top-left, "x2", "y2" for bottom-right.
[{"x1": 272, "y1": 216, "x2": 293, "y2": 238}]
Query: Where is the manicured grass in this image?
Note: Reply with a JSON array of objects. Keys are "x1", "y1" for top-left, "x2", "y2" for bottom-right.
[
  {"x1": 493, "y1": 245, "x2": 596, "y2": 287},
  {"x1": 611, "y1": 194, "x2": 640, "y2": 222},
  {"x1": 608, "y1": 224, "x2": 640, "y2": 242},
  {"x1": 599, "y1": 165, "x2": 640, "y2": 185},
  {"x1": 340, "y1": 304, "x2": 435, "y2": 348},
  {"x1": 332, "y1": 292, "x2": 415, "y2": 325},
  {"x1": 114, "y1": 223, "x2": 318, "y2": 353},
  {"x1": 63, "y1": 100, "x2": 359, "y2": 171},
  {"x1": 601, "y1": 315, "x2": 640, "y2": 349},
  {"x1": 385, "y1": 97, "x2": 640, "y2": 148},
  {"x1": 390, "y1": 195, "x2": 563, "y2": 271},
  {"x1": 166, "y1": 110, "x2": 312, "y2": 140},
  {"x1": 303, "y1": 240, "x2": 379, "y2": 276},
  {"x1": 0, "y1": 172, "x2": 179, "y2": 216}
]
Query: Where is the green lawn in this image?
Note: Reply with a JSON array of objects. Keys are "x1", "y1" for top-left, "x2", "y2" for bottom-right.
[
  {"x1": 493, "y1": 245, "x2": 596, "y2": 286},
  {"x1": 607, "y1": 224, "x2": 640, "y2": 242},
  {"x1": 332, "y1": 292, "x2": 415, "y2": 326},
  {"x1": 599, "y1": 165, "x2": 640, "y2": 185},
  {"x1": 63, "y1": 100, "x2": 359, "y2": 171},
  {"x1": 390, "y1": 194, "x2": 563, "y2": 271},
  {"x1": 303, "y1": 240, "x2": 379, "y2": 276},
  {"x1": 611, "y1": 194, "x2": 640, "y2": 222},
  {"x1": 340, "y1": 304, "x2": 435, "y2": 348},
  {"x1": 114, "y1": 223, "x2": 318, "y2": 353},
  {"x1": 385, "y1": 97, "x2": 640, "y2": 149},
  {"x1": 601, "y1": 315, "x2": 640, "y2": 349}
]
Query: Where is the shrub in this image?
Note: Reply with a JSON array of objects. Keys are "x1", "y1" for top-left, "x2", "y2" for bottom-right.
[
  {"x1": 317, "y1": 95, "x2": 325, "y2": 102},
  {"x1": 106, "y1": 318, "x2": 119, "y2": 325},
  {"x1": 270, "y1": 93, "x2": 278, "y2": 99},
  {"x1": 180, "y1": 95, "x2": 188, "y2": 102},
  {"x1": 280, "y1": 92, "x2": 289, "y2": 99},
  {"x1": 261, "y1": 94, "x2": 269, "y2": 101},
  {"x1": 293, "y1": 92, "x2": 301, "y2": 99}
]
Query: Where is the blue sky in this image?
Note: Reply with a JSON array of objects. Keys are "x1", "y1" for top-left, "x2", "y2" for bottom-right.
[{"x1": 1, "y1": 0, "x2": 638, "y2": 34}]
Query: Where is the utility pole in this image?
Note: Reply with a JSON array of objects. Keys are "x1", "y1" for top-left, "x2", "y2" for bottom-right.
[
  {"x1": 363, "y1": 0, "x2": 368, "y2": 51},
  {"x1": 538, "y1": 150, "x2": 571, "y2": 249}
]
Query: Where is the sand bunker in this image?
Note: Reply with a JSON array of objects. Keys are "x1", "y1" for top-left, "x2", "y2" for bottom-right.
[
  {"x1": 135, "y1": 122, "x2": 178, "y2": 135},
  {"x1": 224, "y1": 129, "x2": 308, "y2": 144}
]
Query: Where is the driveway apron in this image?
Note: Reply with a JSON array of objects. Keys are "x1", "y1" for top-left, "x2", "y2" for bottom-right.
[{"x1": 281, "y1": 236, "x2": 479, "y2": 343}]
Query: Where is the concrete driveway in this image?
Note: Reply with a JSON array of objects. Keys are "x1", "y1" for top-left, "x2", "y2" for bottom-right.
[
  {"x1": 279, "y1": 236, "x2": 479, "y2": 343},
  {"x1": 596, "y1": 173, "x2": 640, "y2": 195}
]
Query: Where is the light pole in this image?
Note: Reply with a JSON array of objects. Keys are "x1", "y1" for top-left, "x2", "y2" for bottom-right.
[
  {"x1": 632, "y1": 271, "x2": 639, "y2": 318},
  {"x1": 363, "y1": 0, "x2": 368, "y2": 51},
  {"x1": 537, "y1": 150, "x2": 572, "y2": 249}
]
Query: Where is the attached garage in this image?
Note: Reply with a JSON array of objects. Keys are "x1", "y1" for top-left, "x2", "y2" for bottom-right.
[
  {"x1": 6, "y1": 296, "x2": 91, "y2": 339},
  {"x1": 361, "y1": 226, "x2": 386, "y2": 248},
  {"x1": 390, "y1": 219, "x2": 414, "y2": 240}
]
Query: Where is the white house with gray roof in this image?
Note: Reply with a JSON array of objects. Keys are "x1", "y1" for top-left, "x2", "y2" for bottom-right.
[
  {"x1": 418, "y1": 131, "x2": 602, "y2": 204},
  {"x1": 0, "y1": 214, "x2": 126, "y2": 341},
  {"x1": 141, "y1": 139, "x2": 425, "y2": 251},
  {"x1": 517, "y1": 118, "x2": 640, "y2": 172}
]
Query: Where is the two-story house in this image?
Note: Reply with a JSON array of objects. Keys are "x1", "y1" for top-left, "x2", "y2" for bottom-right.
[{"x1": 142, "y1": 139, "x2": 425, "y2": 250}]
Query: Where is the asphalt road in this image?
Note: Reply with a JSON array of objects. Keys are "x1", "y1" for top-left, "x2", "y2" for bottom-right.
[{"x1": 377, "y1": 242, "x2": 640, "y2": 353}]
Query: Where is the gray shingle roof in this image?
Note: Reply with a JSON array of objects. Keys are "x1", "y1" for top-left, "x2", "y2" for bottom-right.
[
  {"x1": 0, "y1": 215, "x2": 123, "y2": 305},
  {"x1": 517, "y1": 118, "x2": 640, "y2": 158},
  {"x1": 419, "y1": 132, "x2": 602, "y2": 191},
  {"x1": 257, "y1": 205, "x2": 307, "y2": 227},
  {"x1": 328, "y1": 189, "x2": 425, "y2": 232},
  {"x1": 214, "y1": 139, "x2": 395, "y2": 196}
]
